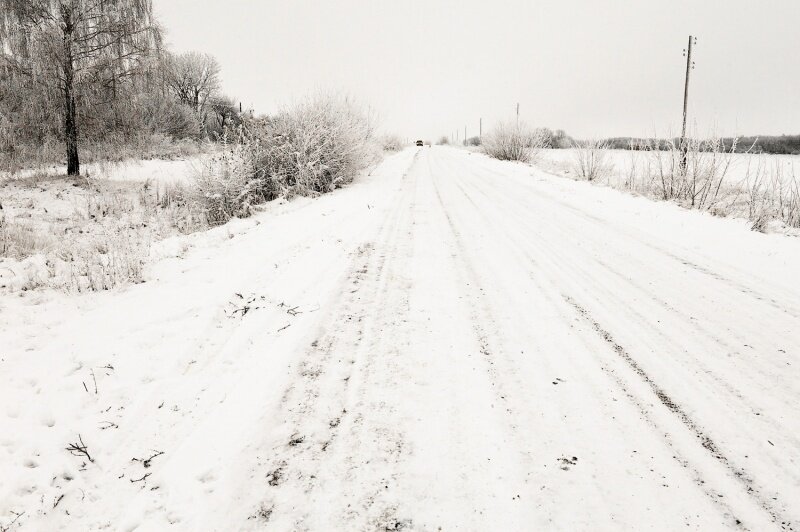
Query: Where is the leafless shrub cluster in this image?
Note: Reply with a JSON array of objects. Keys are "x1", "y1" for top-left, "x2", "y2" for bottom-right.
[
  {"x1": 648, "y1": 136, "x2": 737, "y2": 209},
  {"x1": 194, "y1": 141, "x2": 264, "y2": 225},
  {"x1": 196, "y1": 94, "x2": 378, "y2": 225},
  {"x1": 742, "y1": 156, "x2": 800, "y2": 232},
  {"x1": 570, "y1": 139, "x2": 611, "y2": 181},
  {"x1": 380, "y1": 135, "x2": 405, "y2": 152},
  {"x1": 589, "y1": 134, "x2": 738, "y2": 211},
  {"x1": 482, "y1": 121, "x2": 549, "y2": 163}
]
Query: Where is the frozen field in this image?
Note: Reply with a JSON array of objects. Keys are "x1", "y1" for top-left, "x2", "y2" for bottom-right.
[
  {"x1": 0, "y1": 155, "x2": 209, "y2": 184},
  {"x1": 1, "y1": 147, "x2": 799, "y2": 530},
  {"x1": 538, "y1": 147, "x2": 800, "y2": 188}
]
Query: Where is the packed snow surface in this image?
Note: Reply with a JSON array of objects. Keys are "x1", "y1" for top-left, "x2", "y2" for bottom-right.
[{"x1": 1, "y1": 147, "x2": 798, "y2": 530}]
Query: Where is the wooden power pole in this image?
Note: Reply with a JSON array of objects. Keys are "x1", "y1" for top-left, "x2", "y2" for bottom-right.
[
  {"x1": 479, "y1": 118, "x2": 482, "y2": 141},
  {"x1": 680, "y1": 35, "x2": 696, "y2": 174}
]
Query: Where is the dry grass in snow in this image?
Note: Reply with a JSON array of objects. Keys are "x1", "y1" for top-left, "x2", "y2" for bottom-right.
[{"x1": 0, "y1": 174, "x2": 206, "y2": 293}]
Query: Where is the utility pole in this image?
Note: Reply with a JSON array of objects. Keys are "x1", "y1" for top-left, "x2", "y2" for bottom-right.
[
  {"x1": 516, "y1": 103, "x2": 520, "y2": 130},
  {"x1": 680, "y1": 35, "x2": 696, "y2": 175},
  {"x1": 464, "y1": 125, "x2": 467, "y2": 145},
  {"x1": 479, "y1": 117, "x2": 482, "y2": 141}
]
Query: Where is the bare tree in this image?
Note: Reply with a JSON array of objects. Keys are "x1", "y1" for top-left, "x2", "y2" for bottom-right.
[
  {"x1": 164, "y1": 52, "x2": 221, "y2": 121},
  {"x1": 0, "y1": 0, "x2": 161, "y2": 175}
]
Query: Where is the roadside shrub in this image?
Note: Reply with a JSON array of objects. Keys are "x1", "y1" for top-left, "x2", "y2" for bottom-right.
[
  {"x1": 257, "y1": 95, "x2": 377, "y2": 196},
  {"x1": 437, "y1": 136, "x2": 450, "y2": 145},
  {"x1": 465, "y1": 136, "x2": 481, "y2": 147},
  {"x1": 571, "y1": 139, "x2": 611, "y2": 181},
  {"x1": 196, "y1": 94, "x2": 378, "y2": 224},
  {"x1": 483, "y1": 121, "x2": 549, "y2": 163},
  {"x1": 136, "y1": 93, "x2": 204, "y2": 140},
  {"x1": 195, "y1": 141, "x2": 265, "y2": 225},
  {"x1": 641, "y1": 135, "x2": 738, "y2": 209},
  {"x1": 743, "y1": 156, "x2": 800, "y2": 231},
  {"x1": 381, "y1": 134, "x2": 404, "y2": 152}
]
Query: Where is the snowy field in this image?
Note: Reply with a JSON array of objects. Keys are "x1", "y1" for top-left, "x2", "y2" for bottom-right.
[
  {"x1": 1, "y1": 147, "x2": 799, "y2": 530},
  {"x1": 0, "y1": 155, "x2": 209, "y2": 184},
  {"x1": 537, "y1": 147, "x2": 800, "y2": 187},
  {"x1": 535, "y1": 147, "x2": 800, "y2": 235}
]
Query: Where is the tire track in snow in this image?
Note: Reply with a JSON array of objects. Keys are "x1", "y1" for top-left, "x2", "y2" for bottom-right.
[
  {"x1": 438, "y1": 149, "x2": 795, "y2": 530},
  {"x1": 326, "y1": 174, "x2": 418, "y2": 531},
  {"x1": 436, "y1": 156, "x2": 753, "y2": 528},
  {"x1": 252, "y1": 156, "x2": 421, "y2": 531},
  {"x1": 470, "y1": 175, "x2": 799, "y2": 445},
  {"x1": 517, "y1": 167, "x2": 800, "y2": 320},
  {"x1": 564, "y1": 295, "x2": 795, "y2": 531},
  {"x1": 454, "y1": 157, "x2": 799, "y2": 453},
  {"x1": 427, "y1": 160, "x2": 538, "y2": 472},
  {"x1": 462, "y1": 153, "x2": 800, "y2": 321}
]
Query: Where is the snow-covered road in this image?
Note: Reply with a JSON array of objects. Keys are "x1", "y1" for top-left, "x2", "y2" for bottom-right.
[{"x1": 2, "y1": 147, "x2": 799, "y2": 531}]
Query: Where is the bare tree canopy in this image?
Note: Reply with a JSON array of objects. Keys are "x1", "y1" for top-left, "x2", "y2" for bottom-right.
[
  {"x1": 164, "y1": 51, "x2": 220, "y2": 117},
  {"x1": 0, "y1": 0, "x2": 162, "y2": 175}
]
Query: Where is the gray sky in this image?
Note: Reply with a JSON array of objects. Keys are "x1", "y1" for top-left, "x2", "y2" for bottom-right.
[{"x1": 155, "y1": 0, "x2": 800, "y2": 140}]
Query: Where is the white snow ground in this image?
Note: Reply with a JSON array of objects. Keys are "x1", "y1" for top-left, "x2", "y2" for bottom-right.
[
  {"x1": 1, "y1": 155, "x2": 208, "y2": 183},
  {"x1": 1, "y1": 147, "x2": 799, "y2": 531},
  {"x1": 537, "y1": 147, "x2": 800, "y2": 186}
]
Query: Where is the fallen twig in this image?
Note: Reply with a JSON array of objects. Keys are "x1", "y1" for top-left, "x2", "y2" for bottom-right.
[
  {"x1": 132, "y1": 450, "x2": 164, "y2": 469},
  {"x1": 2, "y1": 511, "x2": 25, "y2": 531},
  {"x1": 66, "y1": 435, "x2": 93, "y2": 463},
  {"x1": 130, "y1": 472, "x2": 151, "y2": 483}
]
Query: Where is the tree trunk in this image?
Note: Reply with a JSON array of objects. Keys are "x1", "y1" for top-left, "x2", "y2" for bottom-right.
[
  {"x1": 62, "y1": 12, "x2": 80, "y2": 176},
  {"x1": 64, "y1": 76, "x2": 79, "y2": 176}
]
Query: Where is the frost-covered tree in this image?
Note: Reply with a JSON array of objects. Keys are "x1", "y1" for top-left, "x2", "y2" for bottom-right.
[
  {"x1": 164, "y1": 51, "x2": 220, "y2": 118},
  {"x1": 0, "y1": 0, "x2": 161, "y2": 175}
]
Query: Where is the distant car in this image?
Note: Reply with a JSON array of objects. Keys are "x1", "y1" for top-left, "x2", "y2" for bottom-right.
[{"x1": 416, "y1": 140, "x2": 424, "y2": 147}]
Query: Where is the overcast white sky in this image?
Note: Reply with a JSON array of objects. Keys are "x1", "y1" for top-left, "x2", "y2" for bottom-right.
[{"x1": 155, "y1": 0, "x2": 800, "y2": 140}]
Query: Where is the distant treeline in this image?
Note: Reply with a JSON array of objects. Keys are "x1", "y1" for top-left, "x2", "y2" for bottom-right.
[{"x1": 601, "y1": 135, "x2": 800, "y2": 155}]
